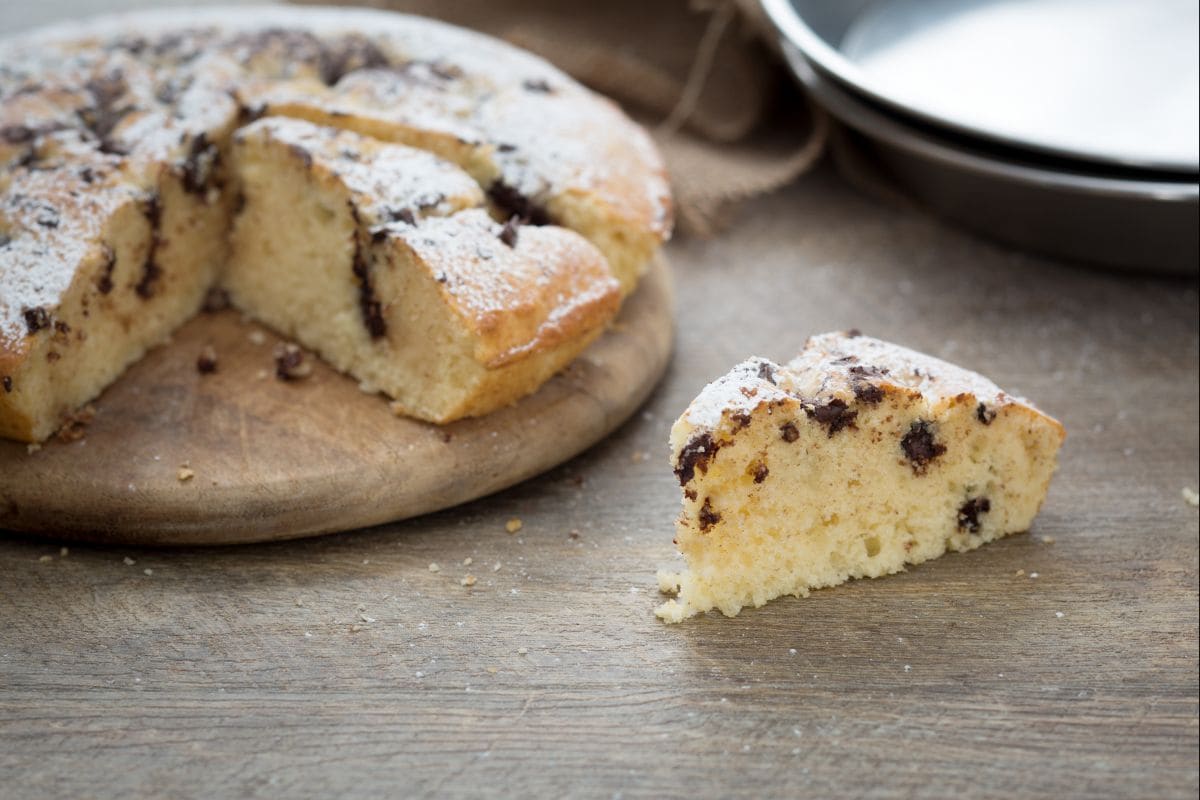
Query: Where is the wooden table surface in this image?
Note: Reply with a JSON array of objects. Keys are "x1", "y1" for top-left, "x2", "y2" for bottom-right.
[
  {"x1": 1, "y1": 7, "x2": 1198, "y2": 794},
  {"x1": 2, "y1": 164, "x2": 1197, "y2": 798}
]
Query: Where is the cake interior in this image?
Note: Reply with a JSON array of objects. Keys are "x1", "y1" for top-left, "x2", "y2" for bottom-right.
[
  {"x1": 657, "y1": 379, "x2": 1064, "y2": 622},
  {"x1": 225, "y1": 120, "x2": 620, "y2": 423},
  {"x1": 0, "y1": 170, "x2": 229, "y2": 442}
]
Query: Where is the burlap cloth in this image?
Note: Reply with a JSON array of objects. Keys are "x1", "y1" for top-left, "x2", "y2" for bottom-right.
[{"x1": 292, "y1": 0, "x2": 831, "y2": 236}]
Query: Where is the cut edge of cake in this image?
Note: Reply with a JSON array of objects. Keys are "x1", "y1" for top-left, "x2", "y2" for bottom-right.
[
  {"x1": 224, "y1": 118, "x2": 622, "y2": 424},
  {"x1": 656, "y1": 331, "x2": 1066, "y2": 623}
]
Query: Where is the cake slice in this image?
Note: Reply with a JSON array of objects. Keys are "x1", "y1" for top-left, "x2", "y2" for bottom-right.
[
  {"x1": 0, "y1": 153, "x2": 232, "y2": 442},
  {"x1": 240, "y1": 43, "x2": 671, "y2": 296},
  {"x1": 225, "y1": 118, "x2": 622, "y2": 422},
  {"x1": 656, "y1": 331, "x2": 1065, "y2": 622}
]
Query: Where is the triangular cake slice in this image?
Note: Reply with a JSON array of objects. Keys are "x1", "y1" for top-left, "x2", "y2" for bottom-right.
[
  {"x1": 656, "y1": 331, "x2": 1065, "y2": 623},
  {"x1": 225, "y1": 118, "x2": 621, "y2": 422}
]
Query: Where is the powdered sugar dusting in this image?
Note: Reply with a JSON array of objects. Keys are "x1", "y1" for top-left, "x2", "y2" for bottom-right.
[
  {"x1": 682, "y1": 332, "x2": 1047, "y2": 434},
  {"x1": 788, "y1": 332, "x2": 1016, "y2": 408},
  {"x1": 1, "y1": 168, "x2": 137, "y2": 349},
  {"x1": 239, "y1": 118, "x2": 483, "y2": 222},
  {"x1": 683, "y1": 358, "x2": 791, "y2": 429},
  {"x1": 2, "y1": 6, "x2": 670, "y2": 348}
]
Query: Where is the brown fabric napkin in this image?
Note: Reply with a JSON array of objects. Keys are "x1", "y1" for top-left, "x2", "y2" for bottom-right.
[{"x1": 290, "y1": 0, "x2": 828, "y2": 236}]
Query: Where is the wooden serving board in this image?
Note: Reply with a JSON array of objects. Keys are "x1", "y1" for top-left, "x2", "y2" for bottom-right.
[{"x1": 0, "y1": 257, "x2": 673, "y2": 545}]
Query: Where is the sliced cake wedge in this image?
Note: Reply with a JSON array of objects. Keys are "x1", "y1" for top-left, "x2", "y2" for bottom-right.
[
  {"x1": 656, "y1": 331, "x2": 1066, "y2": 623},
  {"x1": 0, "y1": 152, "x2": 232, "y2": 442},
  {"x1": 225, "y1": 118, "x2": 622, "y2": 423}
]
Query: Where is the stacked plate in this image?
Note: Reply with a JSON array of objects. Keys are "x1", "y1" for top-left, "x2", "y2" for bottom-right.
[{"x1": 761, "y1": 0, "x2": 1199, "y2": 274}]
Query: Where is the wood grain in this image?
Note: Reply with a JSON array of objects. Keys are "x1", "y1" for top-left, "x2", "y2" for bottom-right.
[
  {"x1": 0, "y1": 172, "x2": 1196, "y2": 797},
  {"x1": 0, "y1": 257, "x2": 673, "y2": 545}
]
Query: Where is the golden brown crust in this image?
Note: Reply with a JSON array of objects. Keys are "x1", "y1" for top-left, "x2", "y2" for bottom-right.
[{"x1": 394, "y1": 210, "x2": 621, "y2": 369}]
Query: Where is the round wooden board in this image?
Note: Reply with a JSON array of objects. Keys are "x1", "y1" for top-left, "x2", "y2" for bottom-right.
[{"x1": 0, "y1": 257, "x2": 673, "y2": 545}]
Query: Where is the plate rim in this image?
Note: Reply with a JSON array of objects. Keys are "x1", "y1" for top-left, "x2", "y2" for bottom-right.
[{"x1": 760, "y1": 0, "x2": 1200, "y2": 176}]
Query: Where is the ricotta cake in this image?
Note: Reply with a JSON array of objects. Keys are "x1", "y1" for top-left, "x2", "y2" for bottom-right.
[
  {"x1": 0, "y1": 6, "x2": 672, "y2": 442},
  {"x1": 657, "y1": 331, "x2": 1065, "y2": 623}
]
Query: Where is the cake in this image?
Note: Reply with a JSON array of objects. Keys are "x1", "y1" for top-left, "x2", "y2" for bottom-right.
[
  {"x1": 656, "y1": 331, "x2": 1065, "y2": 622},
  {"x1": 226, "y1": 118, "x2": 620, "y2": 422},
  {"x1": 0, "y1": 7, "x2": 671, "y2": 442}
]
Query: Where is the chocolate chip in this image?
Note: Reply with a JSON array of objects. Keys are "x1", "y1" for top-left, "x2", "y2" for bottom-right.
[
  {"x1": 97, "y1": 138, "x2": 129, "y2": 157},
  {"x1": 112, "y1": 35, "x2": 147, "y2": 55},
  {"x1": 196, "y1": 345, "x2": 218, "y2": 374},
  {"x1": 675, "y1": 432, "x2": 719, "y2": 485},
  {"x1": 388, "y1": 207, "x2": 416, "y2": 225},
  {"x1": 756, "y1": 361, "x2": 776, "y2": 384},
  {"x1": 698, "y1": 497, "x2": 721, "y2": 532},
  {"x1": 180, "y1": 132, "x2": 219, "y2": 195},
  {"x1": 730, "y1": 411, "x2": 752, "y2": 431},
  {"x1": 429, "y1": 62, "x2": 463, "y2": 81},
  {"x1": 274, "y1": 342, "x2": 312, "y2": 381},
  {"x1": 487, "y1": 180, "x2": 551, "y2": 226},
  {"x1": 416, "y1": 193, "x2": 445, "y2": 211},
  {"x1": 496, "y1": 143, "x2": 517, "y2": 153},
  {"x1": 135, "y1": 261, "x2": 162, "y2": 299},
  {"x1": 142, "y1": 191, "x2": 162, "y2": 228},
  {"x1": 752, "y1": 462, "x2": 769, "y2": 484},
  {"x1": 136, "y1": 194, "x2": 162, "y2": 299},
  {"x1": 287, "y1": 143, "x2": 313, "y2": 169},
  {"x1": 238, "y1": 102, "x2": 267, "y2": 124},
  {"x1": 0, "y1": 234, "x2": 11, "y2": 249},
  {"x1": 2, "y1": 376, "x2": 11, "y2": 393},
  {"x1": 957, "y1": 497, "x2": 991, "y2": 533},
  {"x1": 522, "y1": 78, "x2": 553, "y2": 93},
  {"x1": 352, "y1": 238, "x2": 387, "y2": 339},
  {"x1": 498, "y1": 215, "x2": 520, "y2": 247},
  {"x1": 0, "y1": 125, "x2": 34, "y2": 144},
  {"x1": 853, "y1": 383, "x2": 884, "y2": 404},
  {"x1": 806, "y1": 398, "x2": 856, "y2": 436},
  {"x1": 201, "y1": 287, "x2": 231, "y2": 313},
  {"x1": 79, "y1": 73, "x2": 134, "y2": 150},
  {"x1": 53, "y1": 320, "x2": 70, "y2": 335},
  {"x1": 976, "y1": 403, "x2": 996, "y2": 425},
  {"x1": 901, "y1": 420, "x2": 946, "y2": 472},
  {"x1": 319, "y1": 34, "x2": 389, "y2": 86},
  {"x1": 780, "y1": 422, "x2": 800, "y2": 443},
  {"x1": 684, "y1": 488, "x2": 697, "y2": 501},
  {"x1": 846, "y1": 328, "x2": 862, "y2": 338},
  {"x1": 96, "y1": 245, "x2": 116, "y2": 294},
  {"x1": 23, "y1": 306, "x2": 50, "y2": 334},
  {"x1": 56, "y1": 404, "x2": 95, "y2": 442},
  {"x1": 35, "y1": 206, "x2": 59, "y2": 228},
  {"x1": 79, "y1": 166, "x2": 97, "y2": 184}
]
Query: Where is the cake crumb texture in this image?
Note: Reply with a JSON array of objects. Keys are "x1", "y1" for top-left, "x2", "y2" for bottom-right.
[{"x1": 658, "y1": 331, "x2": 1066, "y2": 623}]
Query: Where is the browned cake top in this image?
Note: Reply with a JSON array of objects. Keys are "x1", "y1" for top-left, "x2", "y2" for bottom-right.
[{"x1": 679, "y1": 331, "x2": 1063, "y2": 434}]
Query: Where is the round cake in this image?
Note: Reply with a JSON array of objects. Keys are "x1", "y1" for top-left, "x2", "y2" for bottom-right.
[{"x1": 0, "y1": 6, "x2": 673, "y2": 442}]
